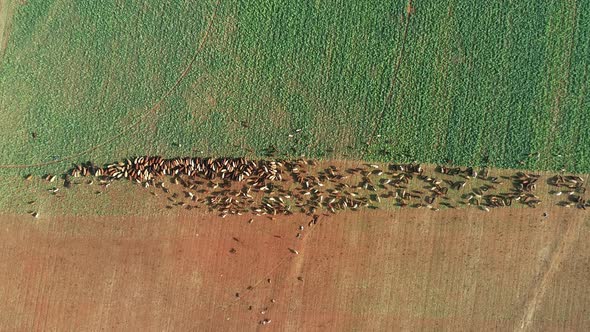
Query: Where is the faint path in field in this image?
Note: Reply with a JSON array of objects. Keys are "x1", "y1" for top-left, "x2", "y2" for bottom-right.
[
  {"x1": 361, "y1": 0, "x2": 414, "y2": 159},
  {"x1": 542, "y1": 0, "x2": 579, "y2": 170},
  {"x1": 0, "y1": 0, "x2": 15, "y2": 59},
  {"x1": 213, "y1": 214, "x2": 324, "y2": 323},
  {"x1": 516, "y1": 8, "x2": 584, "y2": 326},
  {"x1": 516, "y1": 216, "x2": 582, "y2": 331},
  {"x1": 0, "y1": 0, "x2": 222, "y2": 169}
]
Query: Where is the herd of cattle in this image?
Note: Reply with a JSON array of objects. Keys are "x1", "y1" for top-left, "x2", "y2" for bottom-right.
[{"x1": 42, "y1": 156, "x2": 588, "y2": 217}]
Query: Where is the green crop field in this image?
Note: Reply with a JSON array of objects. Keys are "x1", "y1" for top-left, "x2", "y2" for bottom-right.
[{"x1": 0, "y1": 0, "x2": 589, "y2": 178}]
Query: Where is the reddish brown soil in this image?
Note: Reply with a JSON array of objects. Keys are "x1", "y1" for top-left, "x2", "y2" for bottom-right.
[{"x1": 1, "y1": 207, "x2": 589, "y2": 331}]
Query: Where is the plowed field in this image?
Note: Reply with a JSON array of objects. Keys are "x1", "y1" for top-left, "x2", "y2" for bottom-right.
[{"x1": 1, "y1": 207, "x2": 588, "y2": 331}]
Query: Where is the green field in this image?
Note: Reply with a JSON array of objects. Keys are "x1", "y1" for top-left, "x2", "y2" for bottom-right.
[{"x1": 0, "y1": 0, "x2": 589, "y2": 177}]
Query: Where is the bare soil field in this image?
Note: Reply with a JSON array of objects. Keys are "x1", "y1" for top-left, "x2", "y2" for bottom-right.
[{"x1": 1, "y1": 206, "x2": 588, "y2": 331}]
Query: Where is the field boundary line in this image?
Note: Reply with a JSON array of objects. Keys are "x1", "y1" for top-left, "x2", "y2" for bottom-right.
[
  {"x1": 361, "y1": 0, "x2": 414, "y2": 159},
  {"x1": 0, "y1": 0, "x2": 222, "y2": 169}
]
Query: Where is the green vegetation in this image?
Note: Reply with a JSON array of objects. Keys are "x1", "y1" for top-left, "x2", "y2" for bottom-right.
[{"x1": 0, "y1": 0, "x2": 588, "y2": 179}]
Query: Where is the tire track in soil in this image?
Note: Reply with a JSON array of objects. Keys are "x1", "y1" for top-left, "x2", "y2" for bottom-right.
[
  {"x1": 212, "y1": 215, "x2": 324, "y2": 326},
  {"x1": 516, "y1": 216, "x2": 582, "y2": 331}
]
